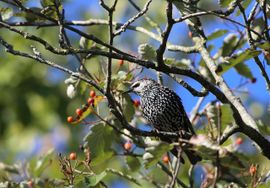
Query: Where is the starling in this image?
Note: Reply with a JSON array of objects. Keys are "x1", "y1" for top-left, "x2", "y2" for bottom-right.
[{"x1": 128, "y1": 78, "x2": 201, "y2": 164}]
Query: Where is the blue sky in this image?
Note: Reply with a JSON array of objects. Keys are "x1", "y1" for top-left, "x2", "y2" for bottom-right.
[{"x1": 39, "y1": 0, "x2": 269, "y2": 114}]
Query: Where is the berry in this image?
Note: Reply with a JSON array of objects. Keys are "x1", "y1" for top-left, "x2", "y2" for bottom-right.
[
  {"x1": 27, "y1": 180, "x2": 34, "y2": 188},
  {"x1": 67, "y1": 116, "x2": 73, "y2": 123},
  {"x1": 162, "y1": 155, "x2": 169, "y2": 164},
  {"x1": 133, "y1": 99, "x2": 140, "y2": 107},
  {"x1": 89, "y1": 90, "x2": 96, "y2": 98},
  {"x1": 188, "y1": 31, "x2": 193, "y2": 38},
  {"x1": 249, "y1": 165, "x2": 257, "y2": 176},
  {"x1": 88, "y1": 97, "x2": 95, "y2": 105},
  {"x1": 236, "y1": 137, "x2": 243, "y2": 145},
  {"x1": 69, "y1": 152, "x2": 77, "y2": 160},
  {"x1": 251, "y1": 78, "x2": 257, "y2": 83},
  {"x1": 124, "y1": 141, "x2": 132, "y2": 151},
  {"x1": 76, "y1": 108, "x2": 83, "y2": 116},
  {"x1": 129, "y1": 78, "x2": 201, "y2": 164},
  {"x1": 118, "y1": 59, "x2": 124, "y2": 66},
  {"x1": 263, "y1": 51, "x2": 270, "y2": 59}
]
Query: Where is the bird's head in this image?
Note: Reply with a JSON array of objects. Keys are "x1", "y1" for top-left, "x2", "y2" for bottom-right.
[{"x1": 125, "y1": 78, "x2": 158, "y2": 96}]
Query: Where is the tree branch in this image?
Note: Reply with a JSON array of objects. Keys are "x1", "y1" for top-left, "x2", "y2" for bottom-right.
[{"x1": 114, "y1": 0, "x2": 152, "y2": 36}]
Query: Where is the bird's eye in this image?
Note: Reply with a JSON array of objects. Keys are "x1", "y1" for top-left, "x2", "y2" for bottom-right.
[{"x1": 132, "y1": 83, "x2": 140, "y2": 88}]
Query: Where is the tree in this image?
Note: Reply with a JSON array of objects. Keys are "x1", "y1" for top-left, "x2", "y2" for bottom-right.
[{"x1": 0, "y1": 0, "x2": 270, "y2": 187}]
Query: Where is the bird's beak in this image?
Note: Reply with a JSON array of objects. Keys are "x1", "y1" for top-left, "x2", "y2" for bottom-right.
[{"x1": 122, "y1": 88, "x2": 133, "y2": 94}]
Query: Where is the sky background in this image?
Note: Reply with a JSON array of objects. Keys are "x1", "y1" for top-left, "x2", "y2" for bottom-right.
[{"x1": 47, "y1": 0, "x2": 269, "y2": 113}]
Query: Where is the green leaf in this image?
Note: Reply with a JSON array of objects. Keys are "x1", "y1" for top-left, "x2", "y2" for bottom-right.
[
  {"x1": 220, "y1": 34, "x2": 238, "y2": 57},
  {"x1": 40, "y1": 0, "x2": 54, "y2": 7},
  {"x1": 258, "y1": 42, "x2": 270, "y2": 50},
  {"x1": 138, "y1": 43, "x2": 156, "y2": 61},
  {"x1": 234, "y1": 63, "x2": 253, "y2": 79},
  {"x1": 207, "y1": 30, "x2": 228, "y2": 41},
  {"x1": 251, "y1": 17, "x2": 265, "y2": 40},
  {"x1": 220, "y1": 104, "x2": 234, "y2": 132},
  {"x1": 220, "y1": 152, "x2": 248, "y2": 170},
  {"x1": 143, "y1": 142, "x2": 173, "y2": 168},
  {"x1": 205, "y1": 104, "x2": 234, "y2": 138},
  {"x1": 84, "y1": 172, "x2": 107, "y2": 187},
  {"x1": 106, "y1": 168, "x2": 140, "y2": 185},
  {"x1": 34, "y1": 149, "x2": 54, "y2": 177},
  {"x1": 190, "y1": 135, "x2": 223, "y2": 159},
  {"x1": 164, "y1": 58, "x2": 190, "y2": 68},
  {"x1": 122, "y1": 95, "x2": 135, "y2": 122},
  {"x1": 84, "y1": 124, "x2": 116, "y2": 166},
  {"x1": 24, "y1": 7, "x2": 43, "y2": 22},
  {"x1": 79, "y1": 37, "x2": 94, "y2": 50},
  {"x1": 221, "y1": 104, "x2": 234, "y2": 127},
  {"x1": 205, "y1": 103, "x2": 218, "y2": 140},
  {"x1": 217, "y1": 49, "x2": 261, "y2": 75},
  {"x1": 219, "y1": 0, "x2": 234, "y2": 8},
  {"x1": 0, "y1": 7, "x2": 13, "y2": 21},
  {"x1": 125, "y1": 156, "x2": 141, "y2": 172},
  {"x1": 41, "y1": 0, "x2": 62, "y2": 7}
]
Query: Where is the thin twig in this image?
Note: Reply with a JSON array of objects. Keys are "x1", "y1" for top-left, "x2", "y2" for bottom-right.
[
  {"x1": 190, "y1": 97, "x2": 205, "y2": 124},
  {"x1": 114, "y1": 0, "x2": 152, "y2": 36},
  {"x1": 168, "y1": 149, "x2": 182, "y2": 188},
  {"x1": 238, "y1": 2, "x2": 270, "y2": 92},
  {"x1": 170, "y1": 74, "x2": 209, "y2": 97},
  {"x1": 128, "y1": 0, "x2": 162, "y2": 34},
  {"x1": 157, "y1": 162, "x2": 188, "y2": 188},
  {"x1": 156, "y1": 1, "x2": 174, "y2": 67}
]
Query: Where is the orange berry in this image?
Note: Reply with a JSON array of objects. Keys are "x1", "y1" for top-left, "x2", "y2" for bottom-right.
[
  {"x1": 76, "y1": 108, "x2": 83, "y2": 116},
  {"x1": 67, "y1": 116, "x2": 74, "y2": 123},
  {"x1": 133, "y1": 99, "x2": 140, "y2": 107},
  {"x1": 236, "y1": 137, "x2": 243, "y2": 145},
  {"x1": 118, "y1": 59, "x2": 124, "y2": 66},
  {"x1": 69, "y1": 152, "x2": 77, "y2": 160},
  {"x1": 124, "y1": 141, "x2": 132, "y2": 151},
  {"x1": 162, "y1": 155, "x2": 169, "y2": 164},
  {"x1": 89, "y1": 90, "x2": 96, "y2": 98},
  {"x1": 249, "y1": 165, "x2": 257, "y2": 176},
  {"x1": 88, "y1": 97, "x2": 95, "y2": 105}
]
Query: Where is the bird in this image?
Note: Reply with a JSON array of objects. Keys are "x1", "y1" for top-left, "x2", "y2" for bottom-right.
[{"x1": 126, "y1": 78, "x2": 201, "y2": 164}]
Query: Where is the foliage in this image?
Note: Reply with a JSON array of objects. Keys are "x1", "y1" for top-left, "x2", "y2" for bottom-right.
[{"x1": 0, "y1": 0, "x2": 270, "y2": 187}]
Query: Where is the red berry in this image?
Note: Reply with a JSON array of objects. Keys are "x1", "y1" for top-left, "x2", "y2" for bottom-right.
[
  {"x1": 69, "y1": 152, "x2": 77, "y2": 160},
  {"x1": 249, "y1": 165, "x2": 257, "y2": 176},
  {"x1": 124, "y1": 141, "x2": 132, "y2": 151},
  {"x1": 162, "y1": 155, "x2": 169, "y2": 164},
  {"x1": 263, "y1": 51, "x2": 270, "y2": 59},
  {"x1": 236, "y1": 137, "x2": 243, "y2": 145},
  {"x1": 133, "y1": 99, "x2": 140, "y2": 107},
  {"x1": 89, "y1": 90, "x2": 96, "y2": 98},
  {"x1": 76, "y1": 108, "x2": 83, "y2": 116},
  {"x1": 27, "y1": 180, "x2": 34, "y2": 188},
  {"x1": 188, "y1": 31, "x2": 193, "y2": 38},
  {"x1": 67, "y1": 116, "x2": 73, "y2": 123},
  {"x1": 251, "y1": 78, "x2": 257, "y2": 83},
  {"x1": 88, "y1": 97, "x2": 95, "y2": 105},
  {"x1": 118, "y1": 59, "x2": 124, "y2": 66}
]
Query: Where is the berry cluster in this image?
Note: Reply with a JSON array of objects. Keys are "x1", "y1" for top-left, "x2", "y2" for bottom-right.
[{"x1": 67, "y1": 90, "x2": 96, "y2": 123}]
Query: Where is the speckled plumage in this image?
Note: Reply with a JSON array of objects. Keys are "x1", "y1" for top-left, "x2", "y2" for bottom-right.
[{"x1": 130, "y1": 78, "x2": 201, "y2": 164}]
